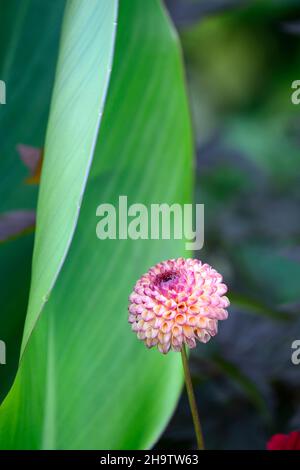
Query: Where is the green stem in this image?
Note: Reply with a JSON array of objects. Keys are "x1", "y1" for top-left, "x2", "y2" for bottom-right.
[{"x1": 181, "y1": 344, "x2": 205, "y2": 450}]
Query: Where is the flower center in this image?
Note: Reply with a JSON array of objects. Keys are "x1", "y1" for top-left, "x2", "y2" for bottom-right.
[
  {"x1": 160, "y1": 273, "x2": 177, "y2": 283},
  {"x1": 156, "y1": 271, "x2": 180, "y2": 289}
]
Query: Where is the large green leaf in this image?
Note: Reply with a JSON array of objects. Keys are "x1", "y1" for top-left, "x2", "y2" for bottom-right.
[
  {"x1": 0, "y1": 0, "x2": 65, "y2": 401},
  {"x1": 21, "y1": 0, "x2": 119, "y2": 352},
  {"x1": 0, "y1": 0, "x2": 193, "y2": 450}
]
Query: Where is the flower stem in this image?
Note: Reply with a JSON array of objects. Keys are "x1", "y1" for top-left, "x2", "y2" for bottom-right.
[{"x1": 181, "y1": 344, "x2": 205, "y2": 450}]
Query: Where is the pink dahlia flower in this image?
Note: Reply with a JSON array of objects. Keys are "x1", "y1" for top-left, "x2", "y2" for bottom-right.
[{"x1": 128, "y1": 258, "x2": 229, "y2": 354}]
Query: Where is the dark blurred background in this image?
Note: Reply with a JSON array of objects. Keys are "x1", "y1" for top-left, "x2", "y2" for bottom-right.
[{"x1": 157, "y1": 0, "x2": 300, "y2": 450}]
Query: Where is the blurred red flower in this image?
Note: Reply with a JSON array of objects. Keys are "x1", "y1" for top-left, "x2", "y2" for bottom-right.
[{"x1": 267, "y1": 431, "x2": 300, "y2": 450}]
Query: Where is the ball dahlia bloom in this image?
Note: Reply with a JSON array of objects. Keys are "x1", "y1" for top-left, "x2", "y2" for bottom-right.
[
  {"x1": 128, "y1": 258, "x2": 229, "y2": 354},
  {"x1": 267, "y1": 431, "x2": 300, "y2": 450}
]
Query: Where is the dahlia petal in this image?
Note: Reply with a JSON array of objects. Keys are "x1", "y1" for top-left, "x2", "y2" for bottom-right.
[
  {"x1": 187, "y1": 315, "x2": 197, "y2": 327},
  {"x1": 145, "y1": 328, "x2": 153, "y2": 339},
  {"x1": 158, "y1": 342, "x2": 171, "y2": 354},
  {"x1": 161, "y1": 321, "x2": 172, "y2": 334},
  {"x1": 217, "y1": 283, "x2": 228, "y2": 295},
  {"x1": 172, "y1": 325, "x2": 182, "y2": 337},
  {"x1": 220, "y1": 296, "x2": 230, "y2": 308},
  {"x1": 175, "y1": 313, "x2": 186, "y2": 325},
  {"x1": 201, "y1": 331, "x2": 211, "y2": 343},
  {"x1": 137, "y1": 331, "x2": 146, "y2": 340},
  {"x1": 162, "y1": 332, "x2": 171, "y2": 344},
  {"x1": 151, "y1": 328, "x2": 158, "y2": 339},
  {"x1": 163, "y1": 310, "x2": 176, "y2": 320},
  {"x1": 183, "y1": 325, "x2": 194, "y2": 338},
  {"x1": 141, "y1": 310, "x2": 155, "y2": 321},
  {"x1": 153, "y1": 304, "x2": 163, "y2": 317},
  {"x1": 145, "y1": 338, "x2": 153, "y2": 348},
  {"x1": 185, "y1": 337, "x2": 196, "y2": 349}
]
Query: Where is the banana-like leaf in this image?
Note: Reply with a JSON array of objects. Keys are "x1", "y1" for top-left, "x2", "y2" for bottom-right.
[
  {"x1": 21, "y1": 0, "x2": 119, "y2": 352},
  {"x1": 0, "y1": 0, "x2": 65, "y2": 400},
  {"x1": 0, "y1": 0, "x2": 193, "y2": 449}
]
